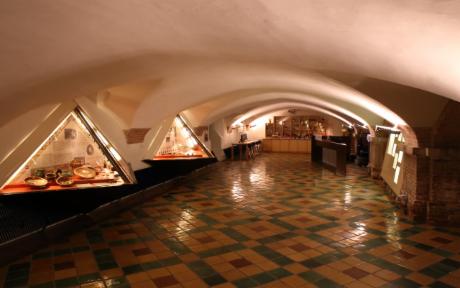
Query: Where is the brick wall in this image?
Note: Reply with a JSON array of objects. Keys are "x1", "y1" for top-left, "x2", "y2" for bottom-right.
[
  {"x1": 401, "y1": 153, "x2": 430, "y2": 222},
  {"x1": 428, "y1": 149, "x2": 460, "y2": 224},
  {"x1": 432, "y1": 101, "x2": 460, "y2": 148},
  {"x1": 410, "y1": 127, "x2": 432, "y2": 148},
  {"x1": 402, "y1": 100, "x2": 460, "y2": 225},
  {"x1": 427, "y1": 101, "x2": 460, "y2": 224},
  {"x1": 123, "y1": 128, "x2": 151, "y2": 144}
]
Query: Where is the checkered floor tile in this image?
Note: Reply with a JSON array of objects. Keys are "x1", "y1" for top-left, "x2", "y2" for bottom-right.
[{"x1": 2, "y1": 153, "x2": 460, "y2": 288}]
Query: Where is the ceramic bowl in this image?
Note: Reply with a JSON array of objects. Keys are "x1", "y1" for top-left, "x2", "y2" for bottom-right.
[{"x1": 24, "y1": 176, "x2": 48, "y2": 188}]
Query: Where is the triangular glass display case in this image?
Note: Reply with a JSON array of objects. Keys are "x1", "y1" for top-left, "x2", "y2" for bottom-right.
[
  {"x1": 153, "y1": 115, "x2": 213, "y2": 160},
  {"x1": 0, "y1": 107, "x2": 135, "y2": 195}
]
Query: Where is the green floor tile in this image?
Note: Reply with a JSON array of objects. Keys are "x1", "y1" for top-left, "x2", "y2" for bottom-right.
[
  {"x1": 55, "y1": 277, "x2": 79, "y2": 288},
  {"x1": 78, "y1": 273, "x2": 101, "y2": 284},
  {"x1": 253, "y1": 245, "x2": 294, "y2": 265},
  {"x1": 4, "y1": 278, "x2": 29, "y2": 288},
  {"x1": 233, "y1": 278, "x2": 259, "y2": 288},
  {"x1": 306, "y1": 222, "x2": 340, "y2": 232},
  {"x1": 315, "y1": 278, "x2": 342, "y2": 288},
  {"x1": 99, "y1": 262, "x2": 118, "y2": 270},
  {"x1": 306, "y1": 233, "x2": 334, "y2": 244},
  {"x1": 162, "y1": 238, "x2": 191, "y2": 254},
  {"x1": 220, "y1": 227, "x2": 250, "y2": 241},
  {"x1": 357, "y1": 237, "x2": 388, "y2": 250},
  {"x1": 383, "y1": 278, "x2": 420, "y2": 288},
  {"x1": 356, "y1": 253, "x2": 411, "y2": 276},
  {"x1": 187, "y1": 260, "x2": 217, "y2": 278},
  {"x1": 203, "y1": 274, "x2": 227, "y2": 286},
  {"x1": 30, "y1": 282, "x2": 54, "y2": 288},
  {"x1": 420, "y1": 262, "x2": 457, "y2": 279},
  {"x1": 251, "y1": 271, "x2": 276, "y2": 284},
  {"x1": 299, "y1": 270, "x2": 323, "y2": 283},
  {"x1": 122, "y1": 264, "x2": 143, "y2": 275},
  {"x1": 268, "y1": 268, "x2": 292, "y2": 279},
  {"x1": 159, "y1": 256, "x2": 182, "y2": 267},
  {"x1": 141, "y1": 260, "x2": 162, "y2": 270},
  {"x1": 429, "y1": 281, "x2": 455, "y2": 288}
]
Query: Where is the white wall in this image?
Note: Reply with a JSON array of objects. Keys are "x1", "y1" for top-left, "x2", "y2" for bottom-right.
[
  {"x1": 0, "y1": 103, "x2": 61, "y2": 164},
  {"x1": 208, "y1": 119, "x2": 239, "y2": 160}
]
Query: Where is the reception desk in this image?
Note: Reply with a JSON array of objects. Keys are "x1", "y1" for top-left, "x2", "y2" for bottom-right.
[{"x1": 262, "y1": 138, "x2": 311, "y2": 153}]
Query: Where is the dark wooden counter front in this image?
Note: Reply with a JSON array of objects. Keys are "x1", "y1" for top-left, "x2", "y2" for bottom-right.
[{"x1": 311, "y1": 138, "x2": 347, "y2": 175}]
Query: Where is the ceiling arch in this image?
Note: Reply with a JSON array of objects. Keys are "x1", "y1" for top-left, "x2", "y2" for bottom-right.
[
  {"x1": 1, "y1": 0, "x2": 460, "y2": 104},
  {"x1": 132, "y1": 63, "x2": 407, "y2": 128},
  {"x1": 248, "y1": 110, "x2": 359, "y2": 136},
  {"x1": 230, "y1": 103, "x2": 356, "y2": 129},
  {"x1": 1, "y1": 0, "x2": 454, "y2": 156},
  {"x1": 195, "y1": 91, "x2": 373, "y2": 128}
]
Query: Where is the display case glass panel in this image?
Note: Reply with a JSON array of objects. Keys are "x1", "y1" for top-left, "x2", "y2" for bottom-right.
[
  {"x1": 0, "y1": 107, "x2": 135, "y2": 195},
  {"x1": 154, "y1": 116, "x2": 212, "y2": 160}
]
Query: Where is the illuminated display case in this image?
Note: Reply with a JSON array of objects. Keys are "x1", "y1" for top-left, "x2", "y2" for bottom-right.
[
  {"x1": 154, "y1": 115, "x2": 213, "y2": 160},
  {"x1": 0, "y1": 107, "x2": 135, "y2": 195}
]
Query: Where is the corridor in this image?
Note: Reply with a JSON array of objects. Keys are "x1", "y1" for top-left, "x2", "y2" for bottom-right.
[{"x1": 2, "y1": 154, "x2": 460, "y2": 288}]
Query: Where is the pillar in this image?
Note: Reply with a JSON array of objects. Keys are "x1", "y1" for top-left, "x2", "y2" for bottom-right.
[
  {"x1": 400, "y1": 100, "x2": 460, "y2": 225},
  {"x1": 401, "y1": 149, "x2": 430, "y2": 222}
]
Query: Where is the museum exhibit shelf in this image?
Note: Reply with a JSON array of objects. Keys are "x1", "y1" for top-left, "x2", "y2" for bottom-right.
[
  {"x1": 0, "y1": 107, "x2": 135, "y2": 195},
  {"x1": 152, "y1": 115, "x2": 214, "y2": 160}
]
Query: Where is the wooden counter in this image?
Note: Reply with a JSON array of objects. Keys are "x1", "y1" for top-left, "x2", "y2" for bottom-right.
[
  {"x1": 231, "y1": 140, "x2": 262, "y2": 160},
  {"x1": 262, "y1": 138, "x2": 311, "y2": 153},
  {"x1": 311, "y1": 138, "x2": 347, "y2": 175}
]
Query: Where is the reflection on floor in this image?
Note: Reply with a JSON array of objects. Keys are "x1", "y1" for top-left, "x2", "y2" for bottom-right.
[{"x1": 2, "y1": 153, "x2": 460, "y2": 288}]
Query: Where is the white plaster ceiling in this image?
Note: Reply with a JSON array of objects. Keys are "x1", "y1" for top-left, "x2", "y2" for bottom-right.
[{"x1": 0, "y1": 0, "x2": 457, "y2": 134}]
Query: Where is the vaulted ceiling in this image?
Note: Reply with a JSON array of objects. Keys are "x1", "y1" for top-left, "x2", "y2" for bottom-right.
[{"x1": 0, "y1": 0, "x2": 458, "y2": 155}]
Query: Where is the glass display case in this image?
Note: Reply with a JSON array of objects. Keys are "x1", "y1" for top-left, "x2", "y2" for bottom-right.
[
  {"x1": 154, "y1": 115, "x2": 213, "y2": 160},
  {"x1": 0, "y1": 107, "x2": 135, "y2": 195}
]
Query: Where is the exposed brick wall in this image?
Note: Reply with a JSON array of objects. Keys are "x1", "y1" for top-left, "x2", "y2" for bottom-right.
[
  {"x1": 431, "y1": 154, "x2": 460, "y2": 203},
  {"x1": 426, "y1": 101, "x2": 460, "y2": 224},
  {"x1": 401, "y1": 153, "x2": 429, "y2": 221},
  {"x1": 432, "y1": 101, "x2": 460, "y2": 148},
  {"x1": 123, "y1": 128, "x2": 151, "y2": 144},
  {"x1": 410, "y1": 127, "x2": 432, "y2": 148},
  {"x1": 427, "y1": 149, "x2": 460, "y2": 224},
  {"x1": 193, "y1": 126, "x2": 208, "y2": 137},
  {"x1": 401, "y1": 100, "x2": 460, "y2": 225}
]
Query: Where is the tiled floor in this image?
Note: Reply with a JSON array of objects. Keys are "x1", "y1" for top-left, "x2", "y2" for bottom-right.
[{"x1": 2, "y1": 153, "x2": 460, "y2": 288}]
